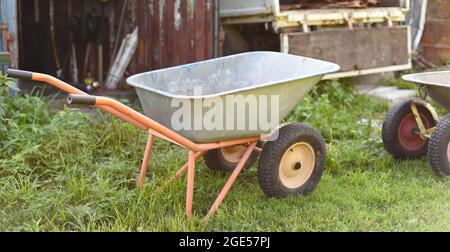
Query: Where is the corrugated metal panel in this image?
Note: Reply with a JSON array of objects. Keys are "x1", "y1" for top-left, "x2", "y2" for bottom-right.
[{"x1": 131, "y1": 0, "x2": 217, "y2": 72}]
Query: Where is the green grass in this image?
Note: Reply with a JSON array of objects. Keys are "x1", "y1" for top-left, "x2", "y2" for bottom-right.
[
  {"x1": 388, "y1": 77, "x2": 418, "y2": 90},
  {"x1": 0, "y1": 79, "x2": 449, "y2": 232}
]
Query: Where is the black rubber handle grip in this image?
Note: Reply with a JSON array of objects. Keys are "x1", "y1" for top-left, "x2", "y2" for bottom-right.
[
  {"x1": 67, "y1": 94, "x2": 97, "y2": 106},
  {"x1": 7, "y1": 69, "x2": 33, "y2": 80}
]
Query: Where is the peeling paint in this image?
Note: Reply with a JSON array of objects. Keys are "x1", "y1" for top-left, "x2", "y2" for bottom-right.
[
  {"x1": 187, "y1": 0, "x2": 195, "y2": 18},
  {"x1": 149, "y1": 0, "x2": 154, "y2": 16},
  {"x1": 174, "y1": 0, "x2": 182, "y2": 30},
  {"x1": 159, "y1": 0, "x2": 165, "y2": 23},
  {"x1": 159, "y1": 0, "x2": 165, "y2": 43}
]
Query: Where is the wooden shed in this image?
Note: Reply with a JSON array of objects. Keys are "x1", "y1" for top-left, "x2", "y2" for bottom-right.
[{"x1": 2, "y1": 0, "x2": 219, "y2": 93}]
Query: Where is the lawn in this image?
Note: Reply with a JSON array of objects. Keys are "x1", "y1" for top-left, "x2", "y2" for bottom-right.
[{"x1": 0, "y1": 77, "x2": 449, "y2": 231}]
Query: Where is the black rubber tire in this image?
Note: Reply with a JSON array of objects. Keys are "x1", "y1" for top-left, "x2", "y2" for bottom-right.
[
  {"x1": 382, "y1": 99, "x2": 436, "y2": 160},
  {"x1": 428, "y1": 115, "x2": 450, "y2": 177},
  {"x1": 204, "y1": 142, "x2": 263, "y2": 172},
  {"x1": 257, "y1": 123, "x2": 326, "y2": 198}
]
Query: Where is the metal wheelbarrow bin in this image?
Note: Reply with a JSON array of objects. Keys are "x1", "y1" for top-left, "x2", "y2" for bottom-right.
[
  {"x1": 8, "y1": 52, "x2": 340, "y2": 218},
  {"x1": 382, "y1": 71, "x2": 450, "y2": 177}
]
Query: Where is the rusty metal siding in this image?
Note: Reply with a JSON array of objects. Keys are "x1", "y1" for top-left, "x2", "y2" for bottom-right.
[
  {"x1": 132, "y1": 0, "x2": 217, "y2": 72},
  {"x1": 16, "y1": 0, "x2": 217, "y2": 87},
  {"x1": 421, "y1": 0, "x2": 450, "y2": 65}
]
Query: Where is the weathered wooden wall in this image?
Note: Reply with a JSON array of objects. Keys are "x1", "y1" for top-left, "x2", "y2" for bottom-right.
[
  {"x1": 17, "y1": 0, "x2": 218, "y2": 85},
  {"x1": 279, "y1": 0, "x2": 403, "y2": 10},
  {"x1": 131, "y1": 0, "x2": 217, "y2": 73},
  {"x1": 287, "y1": 26, "x2": 409, "y2": 72}
]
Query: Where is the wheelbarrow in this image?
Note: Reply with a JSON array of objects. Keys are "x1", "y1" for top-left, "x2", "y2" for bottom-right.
[
  {"x1": 8, "y1": 51, "x2": 340, "y2": 218},
  {"x1": 382, "y1": 71, "x2": 450, "y2": 177}
]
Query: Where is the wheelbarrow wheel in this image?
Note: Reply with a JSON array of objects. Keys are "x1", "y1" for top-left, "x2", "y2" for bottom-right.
[
  {"x1": 258, "y1": 123, "x2": 326, "y2": 198},
  {"x1": 428, "y1": 115, "x2": 450, "y2": 177},
  {"x1": 382, "y1": 99, "x2": 436, "y2": 160},
  {"x1": 204, "y1": 142, "x2": 263, "y2": 172}
]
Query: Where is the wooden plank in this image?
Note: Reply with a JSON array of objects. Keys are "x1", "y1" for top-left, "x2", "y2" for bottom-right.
[
  {"x1": 146, "y1": 0, "x2": 153, "y2": 70},
  {"x1": 122, "y1": 0, "x2": 217, "y2": 71},
  {"x1": 165, "y1": 0, "x2": 175, "y2": 68},
  {"x1": 378, "y1": 0, "x2": 402, "y2": 7},
  {"x1": 194, "y1": 0, "x2": 206, "y2": 60},
  {"x1": 176, "y1": 0, "x2": 183, "y2": 63},
  {"x1": 205, "y1": 0, "x2": 214, "y2": 59},
  {"x1": 160, "y1": 0, "x2": 167, "y2": 68},
  {"x1": 187, "y1": 0, "x2": 195, "y2": 63},
  {"x1": 280, "y1": 0, "x2": 380, "y2": 11},
  {"x1": 287, "y1": 26, "x2": 409, "y2": 72},
  {"x1": 151, "y1": 0, "x2": 161, "y2": 69},
  {"x1": 323, "y1": 63, "x2": 411, "y2": 80},
  {"x1": 136, "y1": 0, "x2": 147, "y2": 72}
]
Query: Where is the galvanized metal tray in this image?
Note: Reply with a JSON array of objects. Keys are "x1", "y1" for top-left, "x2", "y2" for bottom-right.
[
  {"x1": 127, "y1": 51, "x2": 340, "y2": 143},
  {"x1": 403, "y1": 71, "x2": 450, "y2": 111}
]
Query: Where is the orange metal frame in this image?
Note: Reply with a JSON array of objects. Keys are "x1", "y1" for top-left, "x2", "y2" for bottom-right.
[{"x1": 30, "y1": 72, "x2": 261, "y2": 218}]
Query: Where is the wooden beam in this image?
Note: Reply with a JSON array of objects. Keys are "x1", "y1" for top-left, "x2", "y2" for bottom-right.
[
  {"x1": 287, "y1": 26, "x2": 409, "y2": 72},
  {"x1": 280, "y1": 0, "x2": 381, "y2": 11}
]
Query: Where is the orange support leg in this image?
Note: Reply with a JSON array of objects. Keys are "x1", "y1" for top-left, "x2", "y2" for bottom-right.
[
  {"x1": 205, "y1": 141, "x2": 258, "y2": 219},
  {"x1": 137, "y1": 133, "x2": 155, "y2": 189},
  {"x1": 186, "y1": 151, "x2": 196, "y2": 217},
  {"x1": 176, "y1": 151, "x2": 205, "y2": 178}
]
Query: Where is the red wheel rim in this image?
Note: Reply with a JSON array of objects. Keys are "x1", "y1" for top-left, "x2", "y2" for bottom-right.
[
  {"x1": 447, "y1": 142, "x2": 450, "y2": 163},
  {"x1": 398, "y1": 113, "x2": 430, "y2": 151}
]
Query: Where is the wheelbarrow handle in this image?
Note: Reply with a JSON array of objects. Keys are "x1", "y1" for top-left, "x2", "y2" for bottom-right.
[
  {"x1": 8, "y1": 69, "x2": 85, "y2": 95},
  {"x1": 6, "y1": 69, "x2": 150, "y2": 131},
  {"x1": 67, "y1": 94, "x2": 96, "y2": 106},
  {"x1": 7, "y1": 69, "x2": 33, "y2": 80}
]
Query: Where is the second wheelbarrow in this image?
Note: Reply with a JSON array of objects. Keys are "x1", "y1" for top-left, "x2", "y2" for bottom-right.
[
  {"x1": 382, "y1": 71, "x2": 450, "y2": 177},
  {"x1": 8, "y1": 51, "x2": 340, "y2": 218}
]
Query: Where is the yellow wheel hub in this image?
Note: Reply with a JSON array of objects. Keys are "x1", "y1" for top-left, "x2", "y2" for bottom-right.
[
  {"x1": 279, "y1": 142, "x2": 316, "y2": 189},
  {"x1": 221, "y1": 145, "x2": 248, "y2": 163}
]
